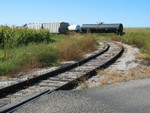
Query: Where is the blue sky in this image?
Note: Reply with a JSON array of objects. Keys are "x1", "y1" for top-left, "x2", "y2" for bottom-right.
[{"x1": 0, "y1": 0, "x2": 150, "y2": 27}]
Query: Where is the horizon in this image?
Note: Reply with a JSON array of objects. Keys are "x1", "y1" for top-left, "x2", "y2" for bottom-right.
[{"x1": 0, "y1": 0, "x2": 150, "y2": 27}]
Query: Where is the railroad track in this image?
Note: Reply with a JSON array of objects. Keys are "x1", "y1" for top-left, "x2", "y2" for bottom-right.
[{"x1": 0, "y1": 42, "x2": 124, "y2": 113}]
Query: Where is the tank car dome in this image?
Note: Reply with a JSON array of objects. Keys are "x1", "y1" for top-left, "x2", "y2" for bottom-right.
[{"x1": 68, "y1": 25, "x2": 81, "y2": 31}]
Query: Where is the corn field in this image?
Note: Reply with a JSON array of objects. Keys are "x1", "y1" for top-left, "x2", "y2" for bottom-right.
[{"x1": 0, "y1": 26, "x2": 50, "y2": 48}]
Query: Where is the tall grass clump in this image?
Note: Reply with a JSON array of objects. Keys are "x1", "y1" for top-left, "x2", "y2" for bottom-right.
[
  {"x1": 56, "y1": 39, "x2": 82, "y2": 61},
  {"x1": 0, "y1": 43, "x2": 59, "y2": 76},
  {"x1": 76, "y1": 34, "x2": 98, "y2": 53},
  {"x1": 56, "y1": 34, "x2": 97, "y2": 61}
]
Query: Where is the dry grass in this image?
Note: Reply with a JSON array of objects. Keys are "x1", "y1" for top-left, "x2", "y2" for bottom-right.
[
  {"x1": 55, "y1": 39, "x2": 83, "y2": 61},
  {"x1": 56, "y1": 34, "x2": 97, "y2": 61},
  {"x1": 97, "y1": 52, "x2": 150, "y2": 86},
  {"x1": 76, "y1": 64, "x2": 150, "y2": 90},
  {"x1": 77, "y1": 34, "x2": 98, "y2": 53},
  {"x1": 136, "y1": 53, "x2": 150, "y2": 65},
  {"x1": 76, "y1": 76, "x2": 89, "y2": 90},
  {"x1": 98, "y1": 66, "x2": 150, "y2": 86}
]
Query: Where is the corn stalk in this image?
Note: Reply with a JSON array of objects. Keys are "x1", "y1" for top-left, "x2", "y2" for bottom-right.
[{"x1": 3, "y1": 39, "x2": 8, "y2": 62}]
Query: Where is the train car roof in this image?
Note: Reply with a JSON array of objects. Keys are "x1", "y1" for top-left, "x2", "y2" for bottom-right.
[{"x1": 82, "y1": 24, "x2": 123, "y2": 28}]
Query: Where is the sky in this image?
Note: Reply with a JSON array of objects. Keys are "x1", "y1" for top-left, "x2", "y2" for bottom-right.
[{"x1": 0, "y1": 0, "x2": 150, "y2": 27}]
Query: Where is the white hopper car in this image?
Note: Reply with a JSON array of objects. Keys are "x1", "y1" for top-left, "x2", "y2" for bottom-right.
[{"x1": 25, "y1": 22, "x2": 69, "y2": 34}]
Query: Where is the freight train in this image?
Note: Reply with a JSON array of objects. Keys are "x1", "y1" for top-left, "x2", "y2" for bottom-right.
[{"x1": 24, "y1": 22, "x2": 124, "y2": 35}]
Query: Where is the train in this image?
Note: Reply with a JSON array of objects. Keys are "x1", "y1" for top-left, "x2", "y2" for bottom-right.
[
  {"x1": 23, "y1": 22, "x2": 124, "y2": 35},
  {"x1": 81, "y1": 23, "x2": 123, "y2": 35}
]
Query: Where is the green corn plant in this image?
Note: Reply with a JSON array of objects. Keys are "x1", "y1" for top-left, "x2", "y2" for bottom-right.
[
  {"x1": 3, "y1": 39, "x2": 8, "y2": 62},
  {"x1": 2, "y1": 27, "x2": 11, "y2": 62}
]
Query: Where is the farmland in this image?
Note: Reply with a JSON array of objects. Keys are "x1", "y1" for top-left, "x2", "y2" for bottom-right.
[
  {"x1": 0, "y1": 26, "x2": 150, "y2": 77},
  {"x1": 124, "y1": 27, "x2": 150, "y2": 33},
  {"x1": 0, "y1": 27, "x2": 97, "y2": 76}
]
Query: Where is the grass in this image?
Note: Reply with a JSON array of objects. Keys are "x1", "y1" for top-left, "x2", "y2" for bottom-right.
[
  {"x1": 89, "y1": 28, "x2": 150, "y2": 55},
  {"x1": 55, "y1": 34, "x2": 97, "y2": 61},
  {"x1": 56, "y1": 39, "x2": 83, "y2": 61},
  {"x1": 118, "y1": 28, "x2": 150, "y2": 54},
  {"x1": 136, "y1": 53, "x2": 150, "y2": 65},
  {"x1": 0, "y1": 33, "x2": 98, "y2": 77},
  {"x1": 98, "y1": 67, "x2": 150, "y2": 86},
  {"x1": 0, "y1": 43, "x2": 59, "y2": 76},
  {"x1": 76, "y1": 76, "x2": 89, "y2": 90},
  {"x1": 110, "y1": 32, "x2": 150, "y2": 54},
  {"x1": 124, "y1": 27, "x2": 150, "y2": 33}
]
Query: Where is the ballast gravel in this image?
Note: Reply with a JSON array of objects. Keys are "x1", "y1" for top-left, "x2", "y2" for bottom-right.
[
  {"x1": 107, "y1": 42, "x2": 139, "y2": 71},
  {"x1": 76, "y1": 42, "x2": 141, "y2": 89}
]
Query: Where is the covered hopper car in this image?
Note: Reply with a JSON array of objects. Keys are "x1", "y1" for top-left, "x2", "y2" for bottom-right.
[
  {"x1": 25, "y1": 22, "x2": 69, "y2": 34},
  {"x1": 81, "y1": 23, "x2": 123, "y2": 34}
]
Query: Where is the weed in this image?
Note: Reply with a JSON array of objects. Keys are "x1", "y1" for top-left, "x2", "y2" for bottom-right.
[
  {"x1": 76, "y1": 75, "x2": 89, "y2": 90},
  {"x1": 98, "y1": 67, "x2": 150, "y2": 86},
  {"x1": 111, "y1": 32, "x2": 150, "y2": 55},
  {"x1": 136, "y1": 53, "x2": 150, "y2": 65},
  {"x1": 0, "y1": 43, "x2": 59, "y2": 76},
  {"x1": 56, "y1": 34, "x2": 97, "y2": 61}
]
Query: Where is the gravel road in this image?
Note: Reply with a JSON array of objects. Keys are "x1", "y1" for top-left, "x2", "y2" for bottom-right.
[{"x1": 14, "y1": 78, "x2": 150, "y2": 113}]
